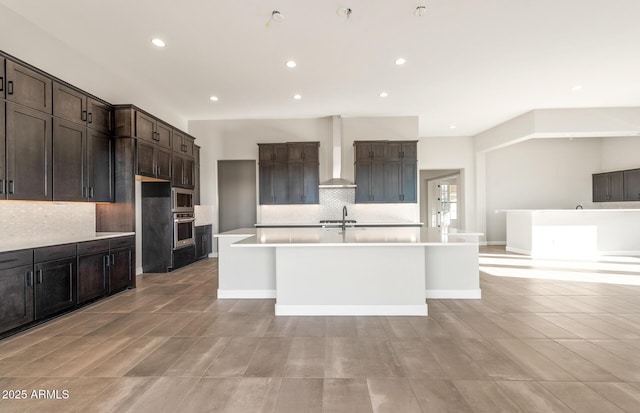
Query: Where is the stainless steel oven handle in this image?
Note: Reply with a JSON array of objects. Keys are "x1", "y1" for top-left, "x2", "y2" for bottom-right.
[{"x1": 174, "y1": 218, "x2": 196, "y2": 223}]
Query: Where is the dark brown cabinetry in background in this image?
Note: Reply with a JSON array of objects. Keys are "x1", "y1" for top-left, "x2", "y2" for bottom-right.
[
  {"x1": 0, "y1": 56, "x2": 5, "y2": 98},
  {"x1": 137, "y1": 139, "x2": 172, "y2": 180},
  {"x1": 5, "y1": 103, "x2": 52, "y2": 201},
  {"x1": 354, "y1": 140, "x2": 417, "y2": 204},
  {"x1": 108, "y1": 236, "x2": 135, "y2": 293},
  {"x1": 287, "y1": 142, "x2": 319, "y2": 204},
  {"x1": 194, "y1": 145, "x2": 201, "y2": 205},
  {"x1": 593, "y1": 171, "x2": 624, "y2": 202},
  {"x1": 5, "y1": 59, "x2": 52, "y2": 114},
  {"x1": 195, "y1": 224, "x2": 213, "y2": 260},
  {"x1": 259, "y1": 143, "x2": 289, "y2": 204},
  {"x1": 172, "y1": 130, "x2": 195, "y2": 188},
  {"x1": 0, "y1": 101, "x2": 5, "y2": 196},
  {"x1": 53, "y1": 82, "x2": 113, "y2": 134},
  {"x1": 0, "y1": 250, "x2": 34, "y2": 333},
  {"x1": 623, "y1": 169, "x2": 640, "y2": 201}
]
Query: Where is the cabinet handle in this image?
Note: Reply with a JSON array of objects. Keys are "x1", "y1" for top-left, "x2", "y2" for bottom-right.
[
  {"x1": 26, "y1": 271, "x2": 34, "y2": 286},
  {"x1": 111, "y1": 254, "x2": 115, "y2": 266},
  {"x1": 8, "y1": 180, "x2": 14, "y2": 194},
  {"x1": 7, "y1": 80, "x2": 13, "y2": 95},
  {"x1": 37, "y1": 269, "x2": 43, "y2": 284},
  {"x1": 0, "y1": 76, "x2": 3, "y2": 91},
  {"x1": 81, "y1": 110, "x2": 87, "y2": 122},
  {"x1": 89, "y1": 187, "x2": 94, "y2": 198},
  {"x1": 0, "y1": 179, "x2": 4, "y2": 194},
  {"x1": 88, "y1": 112, "x2": 93, "y2": 124},
  {"x1": 104, "y1": 255, "x2": 110, "y2": 268}
]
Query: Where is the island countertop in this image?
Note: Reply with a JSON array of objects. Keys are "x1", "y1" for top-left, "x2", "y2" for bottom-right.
[{"x1": 216, "y1": 227, "x2": 482, "y2": 247}]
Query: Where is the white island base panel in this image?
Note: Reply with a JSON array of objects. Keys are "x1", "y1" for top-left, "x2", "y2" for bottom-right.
[{"x1": 274, "y1": 247, "x2": 428, "y2": 316}]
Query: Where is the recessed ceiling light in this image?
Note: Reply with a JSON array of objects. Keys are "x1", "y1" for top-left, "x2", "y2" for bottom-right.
[
  {"x1": 293, "y1": 94, "x2": 302, "y2": 100},
  {"x1": 209, "y1": 96, "x2": 219, "y2": 102},
  {"x1": 449, "y1": 125, "x2": 457, "y2": 129},
  {"x1": 379, "y1": 92, "x2": 388, "y2": 98},
  {"x1": 395, "y1": 58, "x2": 406, "y2": 65},
  {"x1": 571, "y1": 85, "x2": 583, "y2": 91},
  {"x1": 151, "y1": 38, "x2": 166, "y2": 48},
  {"x1": 286, "y1": 60, "x2": 297, "y2": 68}
]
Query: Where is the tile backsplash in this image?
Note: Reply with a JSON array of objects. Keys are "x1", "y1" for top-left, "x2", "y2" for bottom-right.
[
  {"x1": 259, "y1": 188, "x2": 419, "y2": 224},
  {"x1": 0, "y1": 201, "x2": 96, "y2": 243}
]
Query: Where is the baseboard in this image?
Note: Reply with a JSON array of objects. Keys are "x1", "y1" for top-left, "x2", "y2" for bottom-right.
[
  {"x1": 136, "y1": 266, "x2": 144, "y2": 275},
  {"x1": 505, "y1": 246, "x2": 531, "y2": 255},
  {"x1": 217, "y1": 289, "x2": 276, "y2": 299},
  {"x1": 425, "y1": 289, "x2": 482, "y2": 299},
  {"x1": 275, "y1": 304, "x2": 428, "y2": 316},
  {"x1": 486, "y1": 241, "x2": 507, "y2": 246},
  {"x1": 209, "y1": 252, "x2": 218, "y2": 258}
]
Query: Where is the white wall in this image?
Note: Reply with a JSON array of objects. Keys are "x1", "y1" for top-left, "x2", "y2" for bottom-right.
[
  {"x1": 485, "y1": 137, "x2": 602, "y2": 243},
  {"x1": 600, "y1": 136, "x2": 640, "y2": 172}
]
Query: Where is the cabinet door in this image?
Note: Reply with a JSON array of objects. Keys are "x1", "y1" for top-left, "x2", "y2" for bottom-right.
[
  {"x1": 354, "y1": 143, "x2": 372, "y2": 161},
  {"x1": 135, "y1": 111, "x2": 156, "y2": 143},
  {"x1": 384, "y1": 161, "x2": 402, "y2": 202},
  {"x1": 259, "y1": 164, "x2": 275, "y2": 204},
  {"x1": 370, "y1": 161, "x2": 385, "y2": 202},
  {"x1": 609, "y1": 171, "x2": 624, "y2": 201},
  {"x1": 87, "y1": 98, "x2": 112, "y2": 134},
  {"x1": 5, "y1": 60, "x2": 52, "y2": 113},
  {"x1": 195, "y1": 226, "x2": 206, "y2": 259},
  {"x1": 6, "y1": 103, "x2": 53, "y2": 200},
  {"x1": 137, "y1": 140, "x2": 156, "y2": 177},
  {"x1": 0, "y1": 57, "x2": 5, "y2": 99},
  {"x1": 194, "y1": 146, "x2": 201, "y2": 205},
  {"x1": 156, "y1": 121, "x2": 172, "y2": 150},
  {"x1": 172, "y1": 154, "x2": 185, "y2": 186},
  {"x1": 172, "y1": 130, "x2": 185, "y2": 153},
  {"x1": 0, "y1": 101, "x2": 5, "y2": 198},
  {"x1": 303, "y1": 162, "x2": 319, "y2": 204},
  {"x1": 273, "y1": 162, "x2": 289, "y2": 204},
  {"x1": 34, "y1": 258, "x2": 76, "y2": 320},
  {"x1": 401, "y1": 161, "x2": 417, "y2": 203},
  {"x1": 0, "y1": 264, "x2": 35, "y2": 332},
  {"x1": 624, "y1": 169, "x2": 640, "y2": 201},
  {"x1": 184, "y1": 158, "x2": 195, "y2": 188},
  {"x1": 77, "y1": 252, "x2": 108, "y2": 303},
  {"x1": 183, "y1": 136, "x2": 194, "y2": 157},
  {"x1": 401, "y1": 142, "x2": 417, "y2": 161},
  {"x1": 156, "y1": 147, "x2": 172, "y2": 181},
  {"x1": 386, "y1": 142, "x2": 402, "y2": 162},
  {"x1": 109, "y1": 247, "x2": 131, "y2": 293},
  {"x1": 87, "y1": 129, "x2": 113, "y2": 202},
  {"x1": 354, "y1": 162, "x2": 371, "y2": 203},
  {"x1": 288, "y1": 143, "x2": 305, "y2": 162},
  {"x1": 53, "y1": 82, "x2": 86, "y2": 125},
  {"x1": 288, "y1": 162, "x2": 305, "y2": 203},
  {"x1": 592, "y1": 173, "x2": 608, "y2": 202},
  {"x1": 53, "y1": 119, "x2": 86, "y2": 201},
  {"x1": 259, "y1": 144, "x2": 274, "y2": 163}
]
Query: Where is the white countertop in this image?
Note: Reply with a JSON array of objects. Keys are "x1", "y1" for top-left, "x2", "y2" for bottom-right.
[
  {"x1": 0, "y1": 232, "x2": 135, "y2": 253},
  {"x1": 217, "y1": 227, "x2": 481, "y2": 247},
  {"x1": 255, "y1": 222, "x2": 424, "y2": 228}
]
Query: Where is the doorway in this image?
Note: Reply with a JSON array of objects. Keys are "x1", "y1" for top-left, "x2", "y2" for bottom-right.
[
  {"x1": 218, "y1": 160, "x2": 257, "y2": 232},
  {"x1": 420, "y1": 169, "x2": 464, "y2": 229}
]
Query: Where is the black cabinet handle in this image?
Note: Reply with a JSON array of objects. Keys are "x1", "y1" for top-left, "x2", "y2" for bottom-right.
[
  {"x1": 0, "y1": 179, "x2": 4, "y2": 194},
  {"x1": 89, "y1": 187, "x2": 94, "y2": 198},
  {"x1": 104, "y1": 255, "x2": 110, "y2": 268},
  {"x1": 26, "y1": 271, "x2": 34, "y2": 286},
  {"x1": 8, "y1": 180, "x2": 14, "y2": 194},
  {"x1": 81, "y1": 110, "x2": 87, "y2": 122},
  {"x1": 111, "y1": 254, "x2": 115, "y2": 266},
  {"x1": 7, "y1": 80, "x2": 13, "y2": 95},
  {"x1": 37, "y1": 269, "x2": 43, "y2": 284},
  {"x1": 0, "y1": 76, "x2": 3, "y2": 91},
  {"x1": 88, "y1": 112, "x2": 93, "y2": 124}
]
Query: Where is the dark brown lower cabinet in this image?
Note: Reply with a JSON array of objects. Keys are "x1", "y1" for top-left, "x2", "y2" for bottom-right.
[
  {"x1": 77, "y1": 240, "x2": 110, "y2": 304},
  {"x1": 109, "y1": 236, "x2": 135, "y2": 292},
  {"x1": 34, "y1": 257, "x2": 76, "y2": 320},
  {"x1": 195, "y1": 225, "x2": 212, "y2": 260},
  {"x1": 0, "y1": 250, "x2": 34, "y2": 332}
]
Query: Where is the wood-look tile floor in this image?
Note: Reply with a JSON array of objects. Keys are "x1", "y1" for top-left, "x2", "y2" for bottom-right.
[{"x1": 2, "y1": 247, "x2": 640, "y2": 412}]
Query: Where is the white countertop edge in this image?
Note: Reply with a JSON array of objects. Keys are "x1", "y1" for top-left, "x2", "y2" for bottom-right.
[
  {"x1": 233, "y1": 242, "x2": 478, "y2": 247},
  {"x1": 0, "y1": 232, "x2": 135, "y2": 253},
  {"x1": 255, "y1": 222, "x2": 424, "y2": 227},
  {"x1": 502, "y1": 209, "x2": 640, "y2": 212}
]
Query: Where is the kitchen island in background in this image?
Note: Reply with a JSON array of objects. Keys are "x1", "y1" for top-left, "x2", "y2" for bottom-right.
[{"x1": 215, "y1": 226, "x2": 482, "y2": 316}]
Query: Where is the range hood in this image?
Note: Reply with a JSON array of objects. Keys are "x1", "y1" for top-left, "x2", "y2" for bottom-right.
[{"x1": 319, "y1": 115, "x2": 357, "y2": 188}]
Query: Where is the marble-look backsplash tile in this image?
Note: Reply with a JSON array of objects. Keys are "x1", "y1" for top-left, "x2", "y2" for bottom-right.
[
  {"x1": 259, "y1": 188, "x2": 419, "y2": 223},
  {"x1": 0, "y1": 201, "x2": 96, "y2": 243}
]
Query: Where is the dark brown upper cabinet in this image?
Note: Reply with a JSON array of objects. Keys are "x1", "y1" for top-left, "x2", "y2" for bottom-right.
[
  {"x1": 52, "y1": 83, "x2": 113, "y2": 135},
  {"x1": 137, "y1": 139, "x2": 172, "y2": 181},
  {"x1": 0, "y1": 101, "x2": 5, "y2": 197},
  {"x1": 135, "y1": 111, "x2": 172, "y2": 150},
  {"x1": 52, "y1": 119, "x2": 113, "y2": 202},
  {"x1": 194, "y1": 145, "x2": 201, "y2": 205},
  {"x1": 172, "y1": 153, "x2": 195, "y2": 189},
  {"x1": 5, "y1": 103, "x2": 53, "y2": 201},
  {"x1": 173, "y1": 129, "x2": 194, "y2": 157},
  {"x1": 354, "y1": 140, "x2": 417, "y2": 204},
  {"x1": 5, "y1": 59, "x2": 52, "y2": 114},
  {"x1": 593, "y1": 171, "x2": 624, "y2": 202},
  {"x1": 258, "y1": 143, "x2": 289, "y2": 205},
  {"x1": 287, "y1": 142, "x2": 319, "y2": 204},
  {"x1": 624, "y1": 169, "x2": 640, "y2": 202}
]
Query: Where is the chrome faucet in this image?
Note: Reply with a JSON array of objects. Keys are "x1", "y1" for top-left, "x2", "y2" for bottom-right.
[{"x1": 342, "y1": 206, "x2": 348, "y2": 231}]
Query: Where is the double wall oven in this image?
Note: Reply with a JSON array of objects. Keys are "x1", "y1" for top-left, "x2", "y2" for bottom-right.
[{"x1": 172, "y1": 188, "x2": 195, "y2": 249}]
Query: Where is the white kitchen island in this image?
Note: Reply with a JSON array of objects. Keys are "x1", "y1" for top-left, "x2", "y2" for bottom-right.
[
  {"x1": 215, "y1": 227, "x2": 481, "y2": 316},
  {"x1": 506, "y1": 209, "x2": 640, "y2": 258}
]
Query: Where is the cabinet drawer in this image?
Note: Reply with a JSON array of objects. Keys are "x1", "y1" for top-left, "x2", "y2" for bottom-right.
[
  {"x1": 77, "y1": 239, "x2": 110, "y2": 256},
  {"x1": 34, "y1": 243, "x2": 76, "y2": 263},
  {"x1": 0, "y1": 249, "x2": 33, "y2": 270},
  {"x1": 110, "y1": 236, "x2": 135, "y2": 249}
]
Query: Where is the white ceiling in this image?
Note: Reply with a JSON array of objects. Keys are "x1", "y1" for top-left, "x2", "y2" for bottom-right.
[{"x1": 2, "y1": 0, "x2": 640, "y2": 137}]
